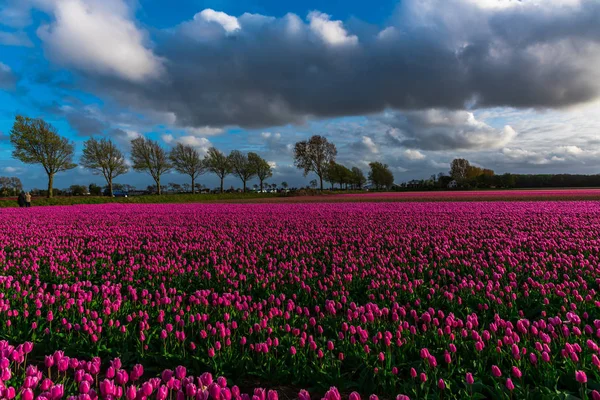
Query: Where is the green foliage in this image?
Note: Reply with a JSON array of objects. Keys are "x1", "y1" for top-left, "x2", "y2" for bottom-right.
[
  {"x1": 368, "y1": 162, "x2": 394, "y2": 189},
  {"x1": 88, "y1": 183, "x2": 102, "y2": 196},
  {"x1": 130, "y1": 137, "x2": 171, "y2": 195},
  {"x1": 204, "y1": 147, "x2": 231, "y2": 192},
  {"x1": 169, "y1": 143, "x2": 206, "y2": 193},
  {"x1": 81, "y1": 137, "x2": 129, "y2": 196},
  {"x1": 228, "y1": 150, "x2": 256, "y2": 192},
  {"x1": 10, "y1": 115, "x2": 76, "y2": 198},
  {"x1": 294, "y1": 135, "x2": 337, "y2": 190},
  {"x1": 248, "y1": 152, "x2": 272, "y2": 192}
]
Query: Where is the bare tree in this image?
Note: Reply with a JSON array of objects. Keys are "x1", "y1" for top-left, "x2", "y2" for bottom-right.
[
  {"x1": 293, "y1": 135, "x2": 337, "y2": 191},
  {"x1": 130, "y1": 137, "x2": 171, "y2": 195},
  {"x1": 204, "y1": 147, "x2": 230, "y2": 193},
  {"x1": 81, "y1": 137, "x2": 128, "y2": 197},
  {"x1": 228, "y1": 150, "x2": 256, "y2": 192},
  {"x1": 169, "y1": 143, "x2": 205, "y2": 194},
  {"x1": 450, "y1": 158, "x2": 470, "y2": 181},
  {"x1": 10, "y1": 115, "x2": 76, "y2": 198},
  {"x1": 248, "y1": 152, "x2": 272, "y2": 192}
]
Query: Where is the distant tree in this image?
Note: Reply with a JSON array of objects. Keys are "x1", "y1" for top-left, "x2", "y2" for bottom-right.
[
  {"x1": 0, "y1": 176, "x2": 23, "y2": 196},
  {"x1": 293, "y1": 135, "x2": 337, "y2": 191},
  {"x1": 450, "y1": 158, "x2": 470, "y2": 182},
  {"x1": 169, "y1": 143, "x2": 205, "y2": 194},
  {"x1": 228, "y1": 150, "x2": 256, "y2": 192},
  {"x1": 182, "y1": 183, "x2": 190, "y2": 193},
  {"x1": 69, "y1": 184, "x2": 88, "y2": 196},
  {"x1": 88, "y1": 183, "x2": 102, "y2": 196},
  {"x1": 10, "y1": 115, "x2": 77, "y2": 198},
  {"x1": 368, "y1": 162, "x2": 394, "y2": 189},
  {"x1": 248, "y1": 152, "x2": 272, "y2": 192},
  {"x1": 81, "y1": 137, "x2": 128, "y2": 197},
  {"x1": 351, "y1": 167, "x2": 367, "y2": 189},
  {"x1": 324, "y1": 161, "x2": 336, "y2": 190},
  {"x1": 122, "y1": 184, "x2": 136, "y2": 193},
  {"x1": 281, "y1": 182, "x2": 288, "y2": 189},
  {"x1": 309, "y1": 179, "x2": 318, "y2": 189},
  {"x1": 204, "y1": 147, "x2": 231, "y2": 193},
  {"x1": 131, "y1": 137, "x2": 171, "y2": 195},
  {"x1": 168, "y1": 182, "x2": 182, "y2": 193},
  {"x1": 194, "y1": 183, "x2": 203, "y2": 193},
  {"x1": 253, "y1": 184, "x2": 259, "y2": 191}
]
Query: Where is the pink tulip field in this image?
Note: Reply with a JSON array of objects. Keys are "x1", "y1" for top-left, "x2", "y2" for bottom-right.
[{"x1": 1, "y1": 201, "x2": 600, "y2": 399}]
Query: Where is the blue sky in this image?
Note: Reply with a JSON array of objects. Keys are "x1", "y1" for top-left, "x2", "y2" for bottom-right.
[{"x1": 1, "y1": 0, "x2": 599, "y2": 191}]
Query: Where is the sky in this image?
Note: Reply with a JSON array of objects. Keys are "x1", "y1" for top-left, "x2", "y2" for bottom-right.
[{"x1": 0, "y1": 0, "x2": 599, "y2": 190}]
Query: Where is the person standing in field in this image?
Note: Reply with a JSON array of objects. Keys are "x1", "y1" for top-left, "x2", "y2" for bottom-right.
[
  {"x1": 25, "y1": 192, "x2": 31, "y2": 207},
  {"x1": 17, "y1": 191, "x2": 25, "y2": 208}
]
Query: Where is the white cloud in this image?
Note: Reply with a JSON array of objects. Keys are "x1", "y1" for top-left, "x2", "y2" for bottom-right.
[
  {"x1": 556, "y1": 145, "x2": 583, "y2": 155},
  {"x1": 163, "y1": 135, "x2": 212, "y2": 154},
  {"x1": 3, "y1": 166, "x2": 24, "y2": 174},
  {"x1": 307, "y1": 11, "x2": 357, "y2": 46},
  {"x1": 36, "y1": 0, "x2": 163, "y2": 82},
  {"x1": 382, "y1": 110, "x2": 518, "y2": 151},
  {"x1": 361, "y1": 136, "x2": 379, "y2": 154},
  {"x1": 161, "y1": 134, "x2": 175, "y2": 144},
  {"x1": 267, "y1": 161, "x2": 277, "y2": 169},
  {"x1": 261, "y1": 132, "x2": 281, "y2": 140},
  {"x1": 196, "y1": 9, "x2": 240, "y2": 33},
  {"x1": 377, "y1": 27, "x2": 397, "y2": 40},
  {"x1": 404, "y1": 149, "x2": 426, "y2": 160},
  {"x1": 186, "y1": 126, "x2": 224, "y2": 136},
  {"x1": 461, "y1": 0, "x2": 581, "y2": 10}
]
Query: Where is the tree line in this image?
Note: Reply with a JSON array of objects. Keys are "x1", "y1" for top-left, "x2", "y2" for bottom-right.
[
  {"x1": 9, "y1": 115, "x2": 394, "y2": 198},
  {"x1": 9, "y1": 116, "x2": 278, "y2": 197}
]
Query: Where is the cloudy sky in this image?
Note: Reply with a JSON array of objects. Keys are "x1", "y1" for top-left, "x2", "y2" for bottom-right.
[{"x1": 0, "y1": 0, "x2": 599, "y2": 190}]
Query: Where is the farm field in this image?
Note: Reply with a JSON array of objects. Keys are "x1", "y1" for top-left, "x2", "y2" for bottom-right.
[
  {"x1": 1, "y1": 201, "x2": 600, "y2": 399},
  {"x1": 230, "y1": 189, "x2": 600, "y2": 203}
]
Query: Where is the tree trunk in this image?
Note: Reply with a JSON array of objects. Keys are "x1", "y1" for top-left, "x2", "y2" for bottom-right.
[
  {"x1": 243, "y1": 179, "x2": 246, "y2": 193},
  {"x1": 319, "y1": 176, "x2": 323, "y2": 191},
  {"x1": 156, "y1": 177, "x2": 161, "y2": 195},
  {"x1": 260, "y1": 179, "x2": 264, "y2": 192},
  {"x1": 47, "y1": 173, "x2": 54, "y2": 198},
  {"x1": 220, "y1": 177, "x2": 224, "y2": 193},
  {"x1": 109, "y1": 178, "x2": 113, "y2": 197},
  {"x1": 191, "y1": 176, "x2": 195, "y2": 194}
]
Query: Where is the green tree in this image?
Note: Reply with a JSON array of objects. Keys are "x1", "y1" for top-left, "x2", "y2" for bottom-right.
[
  {"x1": 81, "y1": 137, "x2": 128, "y2": 197},
  {"x1": 204, "y1": 147, "x2": 231, "y2": 193},
  {"x1": 130, "y1": 137, "x2": 172, "y2": 195},
  {"x1": 10, "y1": 115, "x2": 76, "y2": 198},
  {"x1": 368, "y1": 162, "x2": 394, "y2": 189},
  {"x1": 293, "y1": 135, "x2": 337, "y2": 191},
  {"x1": 351, "y1": 167, "x2": 367, "y2": 189},
  {"x1": 248, "y1": 152, "x2": 272, "y2": 192},
  {"x1": 69, "y1": 184, "x2": 88, "y2": 196},
  {"x1": 169, "y1": 143, "x2": 205, "y2": 194},
  {"x1": 228, "y1": 150, "x2": 256, "y2": 192},
  {"x1": 88, "y1": 183, "x2": 102, "y2": 196}
]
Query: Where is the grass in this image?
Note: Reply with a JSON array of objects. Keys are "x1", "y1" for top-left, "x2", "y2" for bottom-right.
[{"x1": 0, "y1": 192, "x2": 291, "y2": 208}]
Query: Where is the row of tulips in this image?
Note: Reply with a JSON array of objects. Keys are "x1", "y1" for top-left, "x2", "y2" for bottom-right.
[
  {"x1": 1, "y1": 202, "x2": 600, "y2": 398},
  {"x1": 1, "y1": 341, "x2": 406, "y2": 400}
]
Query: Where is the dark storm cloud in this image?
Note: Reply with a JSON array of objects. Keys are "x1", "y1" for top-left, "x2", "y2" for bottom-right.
[
  {"x1": 65, "y1": 112, "x2": 108, "y2": 136},
  {"x1": 76, "y1": 0, "x2": 600, "y2": 130}
]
